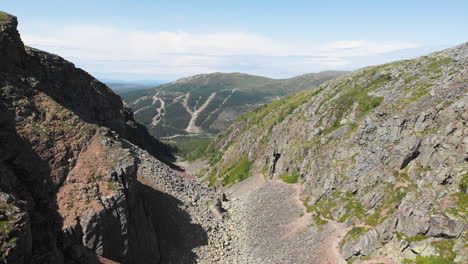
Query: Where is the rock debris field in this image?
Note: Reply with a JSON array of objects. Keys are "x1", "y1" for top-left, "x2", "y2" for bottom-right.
[{"x1": 217, "y1": 174, "x2": 347, "y2": 264}]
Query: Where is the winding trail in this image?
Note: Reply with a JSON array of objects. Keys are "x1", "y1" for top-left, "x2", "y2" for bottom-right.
[
  {"x1": 186, "y1": 92, "x2": 217, "y2": 133},
  {"x1": 150, "y1": 95, "x2": 165, "y2": 126}
]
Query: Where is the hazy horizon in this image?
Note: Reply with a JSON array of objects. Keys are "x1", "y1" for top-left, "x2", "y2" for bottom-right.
[{"x1": 4, "y1": 0, "x2": 467, "y2": 81}]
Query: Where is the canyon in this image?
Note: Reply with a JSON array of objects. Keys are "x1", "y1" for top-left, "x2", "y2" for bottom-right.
[{"x1": 1, "y1": 11, "x2": 467, "y2": 264}]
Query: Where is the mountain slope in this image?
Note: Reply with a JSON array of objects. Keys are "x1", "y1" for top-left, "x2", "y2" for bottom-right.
[
  {"x1": 0, "y1": 12, "x2": 229, "y2": 264},
  {"x1": 105, "y1": 82, "x2": 157, "y2": 93},
  {"x1": 121, "y1": 71, "x2": 346, "y2": 138},
  {"x1": 195, "y1": 43, "x2": 468, "y2": 263}
]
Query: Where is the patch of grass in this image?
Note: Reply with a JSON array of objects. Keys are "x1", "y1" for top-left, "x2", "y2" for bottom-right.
[
  {"x1": 343, "y1": 227, "x2": 369, "y2": 244},
  {"x1": 416, "y1": 166, "x2": 432, "y2": 174},
  {"x1": 306, "y1": 190, "x2": 368, "y2": 224},
  {"x1": 357, "y1": 96, "x2": 384, "y2": 115},
  {"x1": 406, "y1": 234, "x2": 429, "y2": 243},
  {"x1": 320, "y1": 84, "x2": 384, "y2": 136},
  {"x1": 339, "y1": 200, "x2": 366, "y2": 223},
  {"x1": 164, "y1": 136, "x2": 213, "y2": 161},
  {"x1": 221, "y1": 155, "x2": 252, "y2": 185},
  {"x1": 403, "y1": 239, "x2": 456, "y2": 264},
  {"x1": 279, "y1": 171, "x2": 300, "y2": 184},
  {"x1": 0, "y1": 12, "x2": 10, "y2": 24},
  {"x1": 365, "y1": 184, "x2": 409, "y2": 226},
  {"x1": 305, "y1": 195, "x2": 338, "y2": 219},
  {"x1": 407, "y1": 82, "x2": 431, "y2": 102},
  {"x1": 445, "y1": 191, "x2": 468, "y2": 219},
  {"x1": 313, "y1": 215, "x2": 328, "y2": 225},
  {"x1": 107, "y1": 180, "x2": 118, "y2": 191},
  {"x1": 424, "y1": 57, "x2": 452, "y2": 74},
  {"x1": 26, "y1": 117, "x2": 53, "y2": 141},
  {"x1": 393, "y1": 170, "x2": 411, "y2": 182},
  {"x1": 460, "y1": 173, "x2": 468, "y2": 193}
]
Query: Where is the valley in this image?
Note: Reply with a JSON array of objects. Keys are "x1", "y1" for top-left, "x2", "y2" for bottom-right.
[
  {"x1": 0, "y1": 10, "x2": 467, "y2": 264},
  {"x1": 121, "y1": 71, "x2": 346, "y2": 140}
]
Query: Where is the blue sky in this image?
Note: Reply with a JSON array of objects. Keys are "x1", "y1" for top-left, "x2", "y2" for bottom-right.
[{"x1": 3, "y1": 0, "x2": 468, "y2": 82}]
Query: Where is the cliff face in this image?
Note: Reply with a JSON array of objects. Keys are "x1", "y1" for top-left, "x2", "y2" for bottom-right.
[
  {"x1": 201, "y1": 43, "x2": 467, "y2": 262},
  {"x1": 0, "y1": 13, "x2": 226, "y2": 264}
]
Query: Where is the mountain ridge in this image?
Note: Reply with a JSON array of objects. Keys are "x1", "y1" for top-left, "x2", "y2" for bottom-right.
[
  {"x1": 0, "y1": 12, "x2": 229, "y2": 263},
  {"x1": 191, "y1": 42, "x2": 468, "y2": 263},
  {"x1": 121, "y1": 70, "x2": 347, "y2": 138}
]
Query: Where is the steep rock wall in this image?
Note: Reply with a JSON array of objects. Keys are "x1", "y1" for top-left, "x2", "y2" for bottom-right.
[{"x1": 202, "y1": 43, "x2": 468, "y2": 263}]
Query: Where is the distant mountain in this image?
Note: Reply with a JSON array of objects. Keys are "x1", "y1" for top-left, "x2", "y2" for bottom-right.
[
  {"x1": 121, "y1": 71, "x2": 347, "y2": 138},
  {"x1": 105, "y1": 82, "x2": 161, "y2": 93}
]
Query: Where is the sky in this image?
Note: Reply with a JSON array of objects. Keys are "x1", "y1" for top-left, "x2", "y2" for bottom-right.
[{"x1": 3, "y1": 0, "x2": 468, "y2": 82}]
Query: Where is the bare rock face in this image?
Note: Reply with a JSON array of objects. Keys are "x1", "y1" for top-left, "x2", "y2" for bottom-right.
[
  {"x1": 0, "y1": 12, "x2": 227, "y2": 264},
  {"x1": 202, "y1": 40, "x2": 468, "y2": 262}
]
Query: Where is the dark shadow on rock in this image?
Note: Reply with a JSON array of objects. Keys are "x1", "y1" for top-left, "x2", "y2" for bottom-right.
[
  {"x1": 0, "y1": 101, "x2": 101, "y2": 264},
  {"x1": 135, "y1": 181, "x2": 208, "y2": 264}
]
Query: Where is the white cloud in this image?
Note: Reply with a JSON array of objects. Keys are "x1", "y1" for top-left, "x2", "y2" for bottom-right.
[
  {"x1": 21, "y1": 24, "x2": 421, "y2": 80},
  {"x1": 322, "y1": 40, "x2": 421, "y2": 57}
]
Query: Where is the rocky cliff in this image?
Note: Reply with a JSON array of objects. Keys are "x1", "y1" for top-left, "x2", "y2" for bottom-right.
[
  {"x1": 0, "y1": 12, "x2": 228, "y2": 264},
  {"x1": 197, "y1": 42, "x2": 468, "y2": 263}
]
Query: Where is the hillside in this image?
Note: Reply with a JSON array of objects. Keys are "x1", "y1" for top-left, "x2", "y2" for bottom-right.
[
  {"x1": 0, "y1": 12, "x2": 230, "y2": 264},
  {"x1": 192, "y1": 43, "x2": 468, "y2": 263},
  {"x1": 121, "y1": 71, "x2": 346, "y2": 138},
  {"x1": 105, "y1": 82, "x2": 158, "y2": 93}
]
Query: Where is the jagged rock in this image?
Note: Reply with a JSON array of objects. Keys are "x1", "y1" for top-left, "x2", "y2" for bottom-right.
[
  {"x1": 426, "y1": 216, "x2": 465, "y2": 238},
  {"x1": 201, "y1": 36, "x2": 468, "y2": 263},
  {"x1": 0, "y1": 11, "x2": 230, "y2": 264},
  {"x1": 342, "y1": 229, "x2": 381, "y2": 260}
]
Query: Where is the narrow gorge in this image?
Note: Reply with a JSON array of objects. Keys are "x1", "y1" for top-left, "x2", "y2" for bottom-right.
[{"x1": 1, "y1": 11, "x2": 467, "y2": 264}]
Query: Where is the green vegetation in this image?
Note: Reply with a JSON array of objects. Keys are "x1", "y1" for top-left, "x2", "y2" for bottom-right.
[
  {"x1": 365, "y1": 184, "x2": 411, "y2": 226},
  {"x1": 26, "y1": 116, "x2": 53, "y2": 141},
  {"x1": 442, "y1": 174, "x2": 467, "y2": 219},
  {"x1": 0, "y1": 203, "x2": 17, "y2": 257},
  {"x1": 407, "y1": 82, "x2": 431, "y2": 103},
  {"x1": 339, "y1": 199, "x2": 366, "y2": 222},
  {"x1": 460, "y1": 173, "x2": 468, "y2": 193},
  {"x1": 163, "y1": 135, "x2": 213, "y2": 160},
  {"x1": 305, "y1": 195, "x2": 338, "y2": 219},
  {"x1": 317, "y1": 71, "x2": 386, "y2": 136},
  {"x1": 220, "y1": 156, "x2": 253, "y2": 185},
  {"x1": 107, "y1": 180, "x2": 118, "y2": 191},
  {"x1": 424, "y1": 57, "x2": 452, "y2": 74},
  {"x1": 405, "y1": 234, "x2": 429, "y2": 243},
  {"x1": 123, "y1": 72, "x2": 344, "y2": 138},
  {"x1": 342, "y1": 227, "x2": 369, "y2": 245},
  {"x1": 393, "y1": 170, "x2": 411, "y2": 182},
  {"x1": 403, "y1": 239, "x2": 456, "y2": 264},
  {"x1": 0, "y1": 12, "x2": 10, "y2": 24},
  {"x1": 312, "y1": 215, "x2": 328, "y2": 225},
  {"x1": 305, "y1": 190, "x2": 368, "y2": 224},
  {"x1": 279, "y1": 171, "x2": 300, "y2": 184},
  {"x1": 240, "y1": 88, "x2": 319, "y2": 129}
]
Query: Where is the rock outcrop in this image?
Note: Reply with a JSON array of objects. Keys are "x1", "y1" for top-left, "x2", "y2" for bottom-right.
[
  {"x1": 199, "y1": 41, "x2": 468, "y2": 263},
  {"x1": 0, "y1": 12, "x2": 228, "y2": 264}
]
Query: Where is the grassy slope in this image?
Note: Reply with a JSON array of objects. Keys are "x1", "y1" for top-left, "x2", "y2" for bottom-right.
[
  {"x1": 191, "y1": 45, "x2": 467, "y2": 262},
  {"x1": 200, "y1": 54, "x2": 458, "y2": 184},
  {"x1": 0, "y1": 11, "x2": 11, "y2": 25}
]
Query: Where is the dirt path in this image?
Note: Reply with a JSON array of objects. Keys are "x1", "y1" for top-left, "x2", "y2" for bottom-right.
[
  {"x1": 186, "y1": 92, "x2": 217, "y2": 133},
  {"x1": 220, "y1": 174, "x2": 349, "y2": 264}
]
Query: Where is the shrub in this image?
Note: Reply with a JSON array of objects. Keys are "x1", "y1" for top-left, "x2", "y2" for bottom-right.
[
  {"x1": 221, "y1": 156, "x2": 252, "y2": 185},
  {"x1": 280, "y1": 171, "x2": 300, "y2": 184}
]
